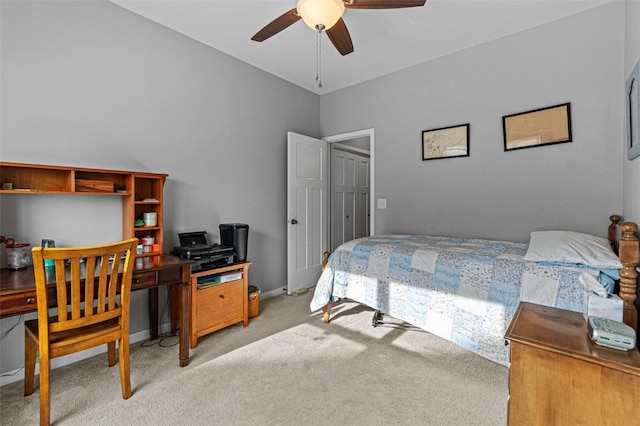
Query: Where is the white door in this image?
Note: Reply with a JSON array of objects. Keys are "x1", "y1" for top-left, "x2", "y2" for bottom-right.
[
  {"x1": 331, "y1": 147, "x2": 370, "y2": 251},
  {"x1": 287, "y1": 132, "x2": 328, "y2": 294}
]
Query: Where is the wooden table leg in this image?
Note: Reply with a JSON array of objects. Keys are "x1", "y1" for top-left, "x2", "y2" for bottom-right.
[
  {"x1": 148, "y1": 287, "x2": 159, "y2": 340},
  {"x1": 170, "y1": 283, "x2": 179, "y2": 334},
  {"x1": 179, "y1": 264, "x2": 191, "y2": 367}
]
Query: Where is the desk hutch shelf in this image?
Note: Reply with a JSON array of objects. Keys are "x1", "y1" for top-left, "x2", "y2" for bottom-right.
[{"x1": 0, "y1": 161, "x2": 167, "y2": 257}]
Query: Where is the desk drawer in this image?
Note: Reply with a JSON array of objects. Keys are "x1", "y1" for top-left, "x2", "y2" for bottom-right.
[
  {"x1": 132, "y1": 271, "x2": 157, "y2": 289},
  {"x1": 157, "y1": 267, "x2": 181, "y2": 286},
  {"x1": 1, "y1": 290, "x2": 38, "y2": 316}
]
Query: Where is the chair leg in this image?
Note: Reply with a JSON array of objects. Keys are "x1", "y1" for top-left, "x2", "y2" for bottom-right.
[
  {"x1": 38, "y1": 352, "x2": 51, "y2": 426},
  {"x1": 24, "y1": 333, "x2": 37, "y2": 396},
  {"x1": 107, "y1": 341, "x2": 116, "y2": 367},
  {"x1": 118, "y1": 337, "x2": 132, "y2": 399}
]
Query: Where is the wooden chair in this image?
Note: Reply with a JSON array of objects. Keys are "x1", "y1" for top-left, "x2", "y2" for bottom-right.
[{"x1": 24, "y1": 238, "x2": 138, "y2": 426}]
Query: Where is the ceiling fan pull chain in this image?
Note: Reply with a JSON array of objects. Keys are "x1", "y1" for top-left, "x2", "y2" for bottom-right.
[{"x1": 316, "y1": 25, "x2": 324, "y2": 88}]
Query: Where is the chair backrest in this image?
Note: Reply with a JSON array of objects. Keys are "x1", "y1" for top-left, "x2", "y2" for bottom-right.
[{"x1": 31, "y1": 238, "x2": 138, "y2": 337}]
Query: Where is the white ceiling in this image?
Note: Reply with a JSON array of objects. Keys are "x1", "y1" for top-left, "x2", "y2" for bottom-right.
[{"x1": 111, "y1": 0, "x2": 615, "y2": 95}]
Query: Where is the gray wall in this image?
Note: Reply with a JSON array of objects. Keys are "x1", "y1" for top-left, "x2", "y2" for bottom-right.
[
  {"x1": 321, "y1": 2, "x2": 626, "y2": 242},
  {"x1": 1, "y1": 0, "x2": 637, "y2": 380},
  {"x1": 0, "y1": 1, "x2": 319, "y2": 375},
  {"x1": 623, "y1": 0, "x2": 640, "y2": 227},
  {"x1": 623, "y1": 0, "x2": 640, "y2": 323}
]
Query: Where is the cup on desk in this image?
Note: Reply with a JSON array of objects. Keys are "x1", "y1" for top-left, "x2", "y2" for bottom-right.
[
  {"x1": 42, "y1": 239, "x2": 55, "y2": 267},
  {"x1": 143, "y1": 212, "x2": 157, "y2": 227}
]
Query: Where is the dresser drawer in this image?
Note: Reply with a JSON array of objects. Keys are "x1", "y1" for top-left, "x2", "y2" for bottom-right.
[{"x1": 196, "y1": 280, "x2": 244, "y2": 333}]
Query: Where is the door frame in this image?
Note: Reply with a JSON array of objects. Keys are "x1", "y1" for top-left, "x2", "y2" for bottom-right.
[{"x1": 324, "y1": 128, "x2": 375, "y2": 248}]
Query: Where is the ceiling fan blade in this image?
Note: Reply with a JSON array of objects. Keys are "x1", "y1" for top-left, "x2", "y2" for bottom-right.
[
  {"x1": 344, "y1": 0, "x2": 426, "y2": 9},
  {"x1": 251, "y1": 8, "x2": 301, "y2": 42},
  {"x1": 326, "y1": 18, "x2": 354, "y2": 56}
]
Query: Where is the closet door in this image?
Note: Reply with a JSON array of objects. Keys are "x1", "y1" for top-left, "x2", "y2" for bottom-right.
[{"x1": 331, "y1": 147, "x2": 369, "y2": 251}]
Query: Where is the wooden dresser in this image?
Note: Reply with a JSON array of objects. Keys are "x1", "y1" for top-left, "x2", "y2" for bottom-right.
[{"x1": 505, "y1": 302, "x2": 640, "y2": 425}]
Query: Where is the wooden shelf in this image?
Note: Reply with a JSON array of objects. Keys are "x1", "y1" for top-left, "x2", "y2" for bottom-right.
[
  {"x1": 1, "y1": 161, "x2": 168, "y2": 256},
  {"x1": 0, "y1": 190, "x2": 130, "y2": 196},
  {"x1": 135, "y1": 226, "x2": 160, "y2": 231}
]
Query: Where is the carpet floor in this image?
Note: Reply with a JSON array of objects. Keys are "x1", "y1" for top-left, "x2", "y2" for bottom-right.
[{"x1": 0, "y1": 289, "x2": 508, "y2": 425}]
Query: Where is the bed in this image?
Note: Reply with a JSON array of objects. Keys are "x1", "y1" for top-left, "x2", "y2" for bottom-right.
[{"x1": 310, "y1": 215, "x2": 639, "y2": 366}]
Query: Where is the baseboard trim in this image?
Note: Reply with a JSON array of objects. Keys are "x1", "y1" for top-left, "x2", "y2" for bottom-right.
[
  {"x1": 262, "y1": 287, "x2": 286, "y2": 299},
  {"x1": 0, "y1": 325, "x2": 171, "y2": 387},
  {"x1": 0, "y1": 291, "x2": 282, "y2": 387}
]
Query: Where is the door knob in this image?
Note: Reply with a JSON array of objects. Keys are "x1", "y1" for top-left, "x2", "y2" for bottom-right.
[{"x1": 291, "y1": 219, "x2": 298, "y2": 224}]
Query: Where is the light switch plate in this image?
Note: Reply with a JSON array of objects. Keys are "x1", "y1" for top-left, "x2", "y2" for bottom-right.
[{"x1": 377, "y1": 199, "x2": 387, "y2": 209}]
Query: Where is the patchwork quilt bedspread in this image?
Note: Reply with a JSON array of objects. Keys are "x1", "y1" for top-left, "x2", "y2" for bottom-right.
[{"x1": 310, "y1": 234, "x2": 599, "y2": 366}]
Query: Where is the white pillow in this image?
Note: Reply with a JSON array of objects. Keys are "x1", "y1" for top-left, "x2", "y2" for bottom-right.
[{"x1": 524, "y1": 230, "x2": 622, "y2": 269}]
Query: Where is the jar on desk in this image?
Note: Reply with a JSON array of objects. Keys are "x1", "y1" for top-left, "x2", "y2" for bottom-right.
[{"x1": 6, "y1": 244, "x2": 31, "y2": 270}]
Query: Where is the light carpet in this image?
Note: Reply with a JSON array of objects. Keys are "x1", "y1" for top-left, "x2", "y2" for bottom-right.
[{"x1": 0, "y1": 290, "x2": 508, "y2": 425}]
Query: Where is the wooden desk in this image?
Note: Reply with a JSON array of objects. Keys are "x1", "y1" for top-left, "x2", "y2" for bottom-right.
[
  {"x1": 0, "y1": 254, "x2": 193, "y2": 367},
  {"x1": 505, "y1": 302, "x2": 640, "y2": 425}
]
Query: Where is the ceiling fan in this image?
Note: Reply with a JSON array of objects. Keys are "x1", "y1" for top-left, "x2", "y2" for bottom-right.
[{"x1": 251, "y1": 0, "x2": 427, "y2": 56}]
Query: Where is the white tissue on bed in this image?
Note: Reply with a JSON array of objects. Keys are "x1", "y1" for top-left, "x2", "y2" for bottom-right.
[{"x1": 579, "y1": 273, "x2": 608, "y2": 298}]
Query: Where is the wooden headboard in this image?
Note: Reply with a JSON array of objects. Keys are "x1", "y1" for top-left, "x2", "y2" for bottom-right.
[{"x1": 608, "y1": 215, "x2": 639, "y2": 331}]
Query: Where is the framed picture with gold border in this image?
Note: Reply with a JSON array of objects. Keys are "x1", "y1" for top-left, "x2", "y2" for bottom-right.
[{"x1": 503, "y1": 103, "x2": 572, "y2": 152}]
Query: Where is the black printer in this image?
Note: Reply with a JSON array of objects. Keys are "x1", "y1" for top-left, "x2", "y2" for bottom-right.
[{"x1": 171, "y1": 231, "x2": 235, "y2": 272}]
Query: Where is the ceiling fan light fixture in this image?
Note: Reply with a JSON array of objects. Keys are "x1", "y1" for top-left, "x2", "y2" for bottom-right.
[{"x1": 296, "y1": 0, "x2": 345, "y2": 31}]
